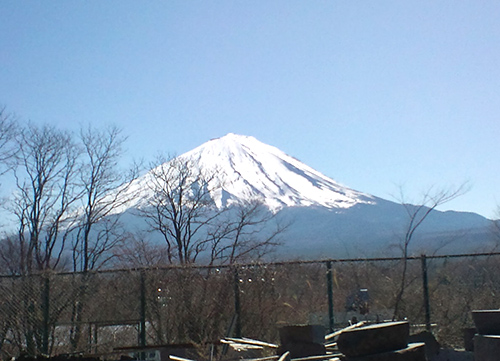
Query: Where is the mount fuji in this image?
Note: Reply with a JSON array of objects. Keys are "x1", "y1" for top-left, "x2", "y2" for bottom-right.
[
  {"x1": 121, "y1": 133, "x2": 494, "y2": 259},
  {"x1": 178, "y1": 133, "x2": 375, "y2": 212}
]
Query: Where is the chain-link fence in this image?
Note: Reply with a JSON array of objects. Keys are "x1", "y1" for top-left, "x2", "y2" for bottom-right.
[{"x1": 1, "y1": 252, "x2": 499, "y2": 359}]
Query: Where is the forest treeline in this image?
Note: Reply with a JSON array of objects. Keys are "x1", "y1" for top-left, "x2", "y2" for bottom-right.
[{"x1": 1, "y1": 254, "x2": 500, "y2": 359}]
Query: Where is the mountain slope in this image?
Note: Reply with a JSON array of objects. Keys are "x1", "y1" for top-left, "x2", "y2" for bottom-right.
[
  {"x1": 178, "y1": 133, "x2": 374, "y2": 212},
  {"x1": 120, "y1": 133, "x2": 494, "y2": 258},
  {"x1": 274, "y1": 198, "x2": 493, "y2": 258}
]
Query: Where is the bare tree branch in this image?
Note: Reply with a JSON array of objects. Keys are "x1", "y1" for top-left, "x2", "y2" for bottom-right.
[
  {"x1": 206, "y1": 200, "x2": 287, "y2": 265},
  {"x1": 8, "y1": 122, "x2": 81, "y2": 274},
  {"x1": 0, "y1": 106, "x2": 18, "y2": 176},
  {"x1": 71, "y1": 125, "x2": 138, "y2": 272},
  {"x1": 137, "y1": 156, "x2": 286, "y2": 266},
  {"x1": 138, "y1": 156, "x2": 223, "y2": 264},
  {"x1": 392, "y1": 182, "x2": 470, "y2": 320}
]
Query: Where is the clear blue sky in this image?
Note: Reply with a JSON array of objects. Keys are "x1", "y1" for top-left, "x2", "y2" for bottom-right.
[{"x1": 1, "y1": 1, "x2": 499, "y2": 218}]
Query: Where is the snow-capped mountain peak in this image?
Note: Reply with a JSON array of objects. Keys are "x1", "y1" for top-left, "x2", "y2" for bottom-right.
[{"x1": 176, "y1": 133, "x2": 374, "y2": 211}]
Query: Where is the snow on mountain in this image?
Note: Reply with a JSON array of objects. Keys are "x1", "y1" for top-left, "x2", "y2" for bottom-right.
[{"x1": 174, "y1": 133, "x2": 375, "y2": 212}]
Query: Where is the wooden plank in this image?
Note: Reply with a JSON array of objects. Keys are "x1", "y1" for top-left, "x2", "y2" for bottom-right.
[
  {"x1": 343, "y1": 343, "x2": 425, "y2": 361},
  {"x1": 169, "y1": 355, "x2": 196, "y2": 361},
  {"x1": 474, "y1": 335, "x2": 500, "y2": 361},
  {"x1": 291, "y1": 353, "x2": 343, "y2": 361},
  {"x1": 337, "y1": 321, "x2": 409, "y2": 358},
  {"x1": 325, "y1": 321, "x2": 366, "y2": 341},
  {"x1": 240, "y1": 356, "x2": 279, "y2": 361},
  {"x1": 279, "y1": 325, "x2": 325, "y2": 345},
  {"x1": 225, "y1": 337, "x2": 279, "y2": 348},
  {"x1": 277, "y1": 351, "x2": 290, "y2": 361},
  {"x1": 220, "y1": 339, "x2": 264, "y2": 351}
]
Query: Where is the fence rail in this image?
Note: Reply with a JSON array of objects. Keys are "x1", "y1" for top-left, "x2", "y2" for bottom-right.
[{"x1": 1, "y1": 252, "x2": 499, "y2": 359}]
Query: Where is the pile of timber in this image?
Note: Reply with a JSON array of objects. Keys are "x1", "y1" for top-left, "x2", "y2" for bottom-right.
[
  {"x1": 472, "y1": 309, "x2": 500, "y2": 361},
  {"x1": 218, "y1": 321, "x2": 424, "y2": 361},
  {"x1": 335, "y1": 321, "x2": 425, "y2": 361},
  {"x1": 278, "y1": 325, "x2": 326, "y2": 359},
  {"x1": 171, "y1": 321, "x2": 429, "y2": 361},
  {"x1": 219, "y1": 326, "x2": 342, "y2": 361}
]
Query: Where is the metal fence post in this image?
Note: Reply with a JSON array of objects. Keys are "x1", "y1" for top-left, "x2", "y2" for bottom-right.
[
  {"x1": 421, "y1": 254, "x2": 431, "y2": 332},
  {"x1": 326, "y1": 261, "x2": 335, "y2": 333},
  {"x1": 233, "y1": 268, "x2": 242, "y2": 338},
  {"x1": 139, "y1": 271, "x2": 147, "y2": 351},
  {"x1": 42, "y1": 274, "x2": 50, "y2": 355}
]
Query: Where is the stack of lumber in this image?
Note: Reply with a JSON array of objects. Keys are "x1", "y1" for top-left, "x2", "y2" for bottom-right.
[
  {"x1": 278, "y1": 325, "x2": 326, "y2": 359},
  {"x1": 335, "y1": 321, "x2": 425, "y2": 361},
  {"x1": 472, "y1": 309, "x2": 500, "y2": 361},
  {"x1": 170, "y1": 320, "x2": 430, "y2": 361}
]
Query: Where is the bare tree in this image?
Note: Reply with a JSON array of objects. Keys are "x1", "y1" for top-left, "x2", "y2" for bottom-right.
[
  {"x1": 116, "y1": 231, "x2": 171, "y2": 267},
  {"x1": 0, "y1": 107, "x2": 19, "y2": 275},
  {"x1": 392, "y1": 183, "x2": 469, "y2": 320},
  {"x1": 10, "y1": 122, "x2": 80, "y2": 273},
  {"x1": 138, "y1": 155, "x2": 288, "y2": 266},
  {"x1": 490, "y1": 206, "x2": 500, "y2": 250},
  {"x1": 0, "y1": 236, "x2": 24, "y2": 275},
  {"x1": 72, "y1": 125, "x2": 138, "y2": 272},
  {"x1": 69, "y1": 125, "x2": 138, "y2": 352},
  {"x1": 206, "y1": 200, "x2": 287, "y2": 265},
  {"x1": 133, "y1": 156, "x2": 228, "y2": 346},
  {"x1": 5, "y1": 122, "x2": 81, "y2": 356},
  {"x1": 0, "y1": 106, "x2": 18, "y2": 176},
  {"x1": 139, "y1": 156, "x2": 223, "y2": 264}
]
